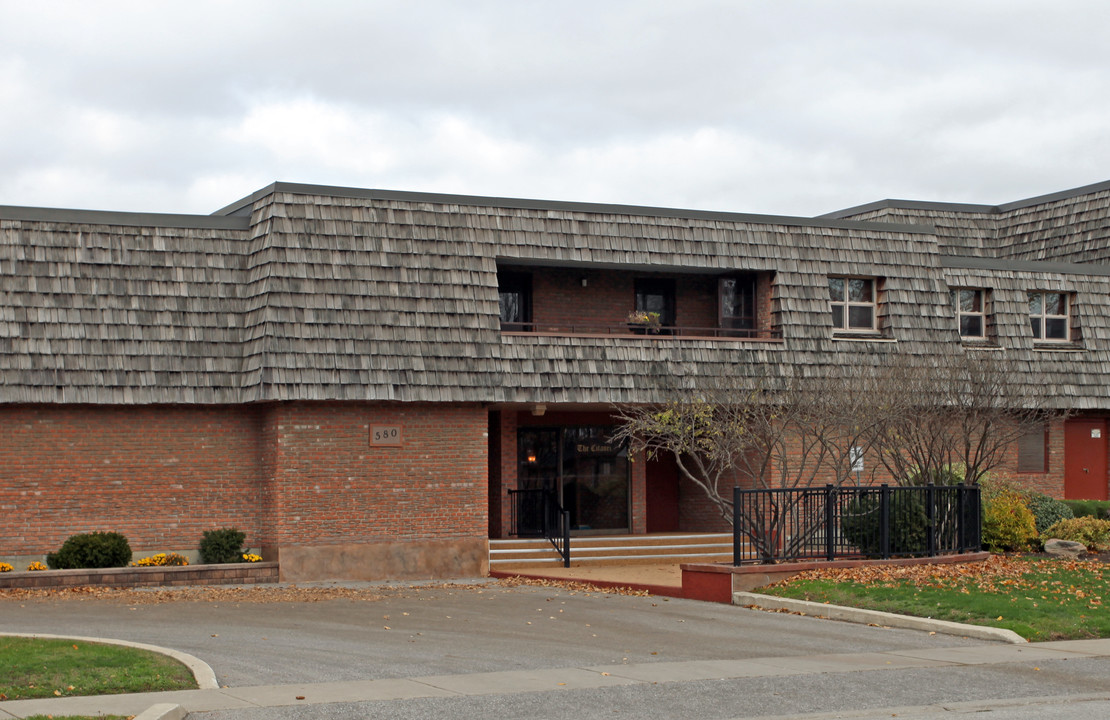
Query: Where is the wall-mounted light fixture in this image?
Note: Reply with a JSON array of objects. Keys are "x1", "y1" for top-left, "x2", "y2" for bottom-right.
[
  {"x1": 580, "y1": 277, "x2": 588, "y2": 287},
  {"x1": 527, "y1": 453, "x2": 537, "y2": 463}
]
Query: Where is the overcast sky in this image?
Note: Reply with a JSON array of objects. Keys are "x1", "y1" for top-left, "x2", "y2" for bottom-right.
[{"x1": 2, "y1": 1, "x2": 1108, "y2": 218}]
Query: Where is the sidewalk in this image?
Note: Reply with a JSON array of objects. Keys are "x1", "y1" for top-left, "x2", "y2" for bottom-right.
[{"x1": 4, "y1": 638, "x2": 1108, "y2": 719}]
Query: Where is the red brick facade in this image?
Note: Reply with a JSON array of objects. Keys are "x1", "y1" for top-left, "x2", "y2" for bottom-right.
[{"x1": 1, "y1": 402, "x2": 489, "y2": 581}]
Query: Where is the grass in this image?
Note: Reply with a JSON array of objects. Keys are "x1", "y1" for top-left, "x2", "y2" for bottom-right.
[
  {"x1": 0, "y1": 636, "x2": 197, "y2": 701},
  {"x1": 757, "y1": 555, "x2": 1110, "y2": 641}
]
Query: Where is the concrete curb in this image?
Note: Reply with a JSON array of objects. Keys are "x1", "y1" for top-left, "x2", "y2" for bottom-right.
[
  {"x1": 0, "y1": 632, "x2": 220, "y2": 688},
  {"x1": 133, "y1": 702, "x2": 186, "y2": 720},
  {"x1": 733, "y1": 592, "x2": 1028, "y2": 644}
]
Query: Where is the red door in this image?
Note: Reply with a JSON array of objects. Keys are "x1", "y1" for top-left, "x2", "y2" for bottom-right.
[
  {"x1": 1065, "y1": 419, "x2": 1109, "y2": 500},
  {"x1": 645, "y1": 454, "x2": 681, "y2": 533}
]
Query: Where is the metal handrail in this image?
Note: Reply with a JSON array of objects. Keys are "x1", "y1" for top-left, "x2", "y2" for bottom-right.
[{"x1": 508, "y1": 487, "x2": 571, "y2": 567}]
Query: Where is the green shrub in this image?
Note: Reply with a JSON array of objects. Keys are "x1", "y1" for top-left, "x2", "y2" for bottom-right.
[
  {"x1": 1062, "y1": 500, "x2": 1110, "y2": 520},
  {"x1": 981, "y1": 486, "x2": 1037, "y2": 552},
  {"x1": 1043, "y1": 517, "x2": 1110, "y2": 551},
  {"x1": 840, "y1": 490, "x2": 928, "y2": 555},
  {"x1": 199, "y1": 528, "x2": 247, "y2": 564},
  {"x1": 46, "y1": 531, "x2": 132, "y2": 569},
  {"x1": 1025, "y1": 493, "x2": 1074, "y2": 535}
]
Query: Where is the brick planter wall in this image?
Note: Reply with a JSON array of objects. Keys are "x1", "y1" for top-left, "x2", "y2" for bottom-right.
[{"x1": 0, "y1": 562, "x2": 279, "y2": 590}]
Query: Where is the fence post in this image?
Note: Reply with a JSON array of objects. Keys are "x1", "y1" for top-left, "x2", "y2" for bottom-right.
[
  {"x1": 879, "y1": 484, "x2": 891, "y2": 559},
  {"x1": 733, "y1": 486, "x2": 742, "y2": 566},
  {"x1": 926, "y1": 484, "x2": 936, "y2": 557},
  {"x1": 825, "y1": 484, "x2": 835, "y2": 561}
]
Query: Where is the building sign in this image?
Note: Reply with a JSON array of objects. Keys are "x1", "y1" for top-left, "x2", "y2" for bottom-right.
[
  {"x1": 849, "y1": 446, "x2": 864, "y2": 473},
  {"x1": 575, "y1": 441, "x2": 619, "y2": 456},
  {"x1": 371, "y1": 425, "x2": 403, "y2": 446}
]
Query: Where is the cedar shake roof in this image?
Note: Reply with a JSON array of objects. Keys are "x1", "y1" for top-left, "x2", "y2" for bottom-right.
[{"x1": 3, "y1": 181, "x2": 1110, "y2": 409}]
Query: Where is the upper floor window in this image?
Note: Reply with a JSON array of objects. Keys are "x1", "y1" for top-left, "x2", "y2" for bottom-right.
[
  {"x1": 634, "y1": 278, "x2": 676, "y2": 328},
  {"x1": 951, "y1": 288, "x2": 986, "y2": 339},
  {"x1": 719, "y1": 275, "x2": 756, "y2": 331},
  {"x1": 829, "y1": 277, "x2": 876, "y2": 332},
  {"x1": 1028, "y1": 291, "x2": 1069, "y2": 342},
  {"x1": 498, "y1": 271, "x2": 532, "y2": 328}
]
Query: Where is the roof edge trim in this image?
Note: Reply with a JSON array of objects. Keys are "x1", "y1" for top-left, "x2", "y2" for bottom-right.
[
  {"x1": 218, "y1": 181, "x2": 935, "y2": 234},
  {"x1": 0, "y1": 205, "x2": 250, "y2": 230},
  {"x1": 819, "y1": 199, "x2": 999, "y2": 219},
  {"x1": 941, "y1": 255, "x2": 1110, "y2": 277}
]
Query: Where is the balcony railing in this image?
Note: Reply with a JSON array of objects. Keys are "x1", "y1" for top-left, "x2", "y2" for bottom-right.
[{"x1": 501, "y1": 322, "x2": 782, "y2": 340}]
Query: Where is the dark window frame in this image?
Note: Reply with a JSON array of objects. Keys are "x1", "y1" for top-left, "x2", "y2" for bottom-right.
[
  {"x1": 719, "y1": 274, "x2": 757, "y2": 332},
  {"x1": 634, "y1": 278, "x2": 676, "y2": 328},
  {"x1": 498, "y1": 271, "x2": 532, "y2": 329}
]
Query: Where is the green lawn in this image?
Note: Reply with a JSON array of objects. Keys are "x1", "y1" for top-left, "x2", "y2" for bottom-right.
[
  {"x1": 0, "y1": 636, "x2": 197, "y2": 701},
  {"x1": 757, "y1": 555, "x2": 1109, "y2": 641}
]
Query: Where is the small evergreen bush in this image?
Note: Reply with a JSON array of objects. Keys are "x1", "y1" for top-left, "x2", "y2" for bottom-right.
[
  {"x1": 1043, "y1": 517, "x2": 1110, "y2": 551},
  {"x1": 1025, "y1": 493, "x2": 1074, "y2": 535},
  {"x1": 199, "y1": 528, "x2": 247, "y2": 564},
  {"x1": 980, "y1": 482, "x2": 1037, "y2": 552},
  {"x1": 46, "y1": 531, "x2": 132, "y2": 569}
]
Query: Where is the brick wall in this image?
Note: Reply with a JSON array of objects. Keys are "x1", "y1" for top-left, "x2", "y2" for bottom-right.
[
  {"x1": 0, "y1": 402, "x2": 489, "y2": 569},
  {"x1": 263, "y1": 402, "x2": 488, "y2": 547},
  {"x1": 0, "y1": 404, "x2": 265, "y2": 557}
]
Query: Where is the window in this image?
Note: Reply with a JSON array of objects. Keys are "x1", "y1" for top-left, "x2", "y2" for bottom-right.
[
  {"x1": 1016, "y1": 425, "x2": 1048, "y2": 473},
  {"x1": 634, "y1": 278, "x2": 676, "y2": 328},
  {"x1": 1028, "y1": 291, "x2": 1069, "y2": 342},
  {"x1": 828, "y1": 277, "x2": 876, "y2": 332},
  {"x1": 719, "y1": 275, "x2": 756, "y2": 332},
  {"x1": 498, "y1": 271, "x2": 532, "y2": 328},
  {"x1": 951, "y1": 288, "x2": 986, "y2": 339}
]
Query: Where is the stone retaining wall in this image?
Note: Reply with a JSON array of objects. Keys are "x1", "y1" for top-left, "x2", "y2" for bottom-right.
[{"x1": 0, "y1": 562, "x2": 279, "y2": 590}]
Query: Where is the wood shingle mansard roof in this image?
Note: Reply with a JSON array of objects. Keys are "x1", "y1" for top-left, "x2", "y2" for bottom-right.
[{"x1": 2, "y1": 181, "x2": 1109, "y2": 408}]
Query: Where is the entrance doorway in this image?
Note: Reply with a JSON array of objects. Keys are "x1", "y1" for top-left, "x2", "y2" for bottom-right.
[
  {"x1": 646, "y1": 453, "x2": 680, "y2": 532},
  {"x1": 517, "y1": 426, "x2": 630, "y2": 533},
  {"x1": 1065, "y1": 418, "x2": 1108, "y2": 500}
]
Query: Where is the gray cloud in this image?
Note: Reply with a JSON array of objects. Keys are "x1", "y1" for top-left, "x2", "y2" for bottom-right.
[{"x1": 3, "y1": 0, "x2": 1109, "y2": 215}]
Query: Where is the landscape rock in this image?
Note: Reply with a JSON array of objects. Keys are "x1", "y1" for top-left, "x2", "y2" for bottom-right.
[{"x1": 1043, "y1": 538, "x2": 1086, "y2": 559}]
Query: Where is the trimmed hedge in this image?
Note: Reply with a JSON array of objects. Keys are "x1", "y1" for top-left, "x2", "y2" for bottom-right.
[
  {"x1": 199, "y1": 528, "x2": 247, "y2": 564},
  {"x1": 46, "y1": 531, "x2": 132, "y2": 569}
]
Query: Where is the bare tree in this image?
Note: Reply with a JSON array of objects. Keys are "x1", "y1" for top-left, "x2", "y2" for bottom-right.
[
  {"x1": 613, "y1": 367, "x2": 894, "y2": 562},
  {"x1": 874, "y1": 352, "x2": 1068, "y2": 486}
]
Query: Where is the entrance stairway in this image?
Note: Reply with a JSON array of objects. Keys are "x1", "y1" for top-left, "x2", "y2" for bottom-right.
[{"x1": 489, "y1": 532, "x2": 732, "y2": 570}]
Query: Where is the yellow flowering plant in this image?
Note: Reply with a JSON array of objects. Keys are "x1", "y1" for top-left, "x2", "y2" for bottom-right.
[
  {"x1": 27, "y1": 561, "x2": 47, "y2": 571},
  {"x1": 0, "y1": 562, "x2": 12, "y2": 573},
  {"x1": 242, "y1": 553, "x2": 263, "y2": 563},
  {"x1": 131, "y1": 552, "x2": 189, "y2": 567}
]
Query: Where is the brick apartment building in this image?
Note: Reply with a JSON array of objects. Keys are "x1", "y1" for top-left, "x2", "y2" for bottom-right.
[{"x1": 2, "y1": 180, "x2": 1109, "y2": 580}]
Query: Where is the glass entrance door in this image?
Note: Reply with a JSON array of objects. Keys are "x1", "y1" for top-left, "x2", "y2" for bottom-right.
[{"x1": 518, "y1": 426, "x2": 629, "y2": 533}]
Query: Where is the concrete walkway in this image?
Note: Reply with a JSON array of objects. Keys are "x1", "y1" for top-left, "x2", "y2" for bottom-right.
[{"x1": 3, "y1": 638, "x2": 1108, "y2": 719}]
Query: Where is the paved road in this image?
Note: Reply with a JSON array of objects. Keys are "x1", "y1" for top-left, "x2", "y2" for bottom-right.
[{"x1": 1, "y1": 580, "x2": 1107, "y2": 719}]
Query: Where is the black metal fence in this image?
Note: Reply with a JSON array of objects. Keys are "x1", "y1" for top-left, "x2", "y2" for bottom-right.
[
  {"x1": 508, "y1": 487, "x2": 571, "y2": 567},
  {"x1": 733, "y1": 484, "x2": 981, "y2": 565}
]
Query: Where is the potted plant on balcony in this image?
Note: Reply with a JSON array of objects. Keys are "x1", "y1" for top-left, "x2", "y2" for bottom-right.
[{"x1": 627, "y1": 310, "x2": 663, "y2": 334}]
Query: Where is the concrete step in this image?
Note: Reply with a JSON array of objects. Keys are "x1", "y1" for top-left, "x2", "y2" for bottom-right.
[{"x1": 489, "y1": 533, "x2": 737, "y2": 568}]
